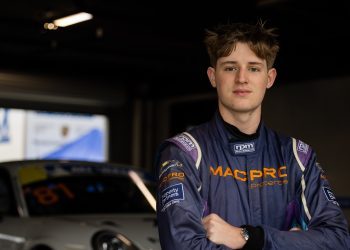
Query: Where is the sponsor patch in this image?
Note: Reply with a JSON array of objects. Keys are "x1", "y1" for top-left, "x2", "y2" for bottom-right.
[
  {"x1": 297, "y1": 141, "x2": 309, "y2": 154},
  {"x1": 161, "y1": 183, "x2": 185, "y2": 211},
  {"x1": 323, "y1": 187, "x2": 339, "y2": 206},
  {"x1": 167, "y1": 133, "x2": 200, "y2": 165},
  {"x1": 233, "y1": 142, "x2": 255, "y2": 154},
  {"x1": 173, "y1": 134, "x2": 195, "y2": 152},
  {"x1": 159, "y1": 171, "x2": 185, "y2": 187},
  {"x1": 159, "y1": 160, "x2": 183, "y2": 179}
]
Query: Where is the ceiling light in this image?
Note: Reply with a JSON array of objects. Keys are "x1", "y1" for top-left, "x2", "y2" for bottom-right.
[
  {"x1": 44, "y1": 12, "x2": 93, "y2": 29},
  {"x1": 43, "y1": 22, "x2": 57, "y2": 30}
]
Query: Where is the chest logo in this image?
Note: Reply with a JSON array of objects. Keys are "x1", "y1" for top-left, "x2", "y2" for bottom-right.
[{"x1": 233, "y1": 142, "x2": 255, "y2": 154}]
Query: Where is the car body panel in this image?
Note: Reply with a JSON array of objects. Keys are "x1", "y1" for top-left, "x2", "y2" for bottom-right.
[{"x1": 0, "y1": 160, "x2": 161, "y2": 250}]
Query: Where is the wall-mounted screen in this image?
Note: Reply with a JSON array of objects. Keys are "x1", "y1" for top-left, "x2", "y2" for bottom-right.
[
  {"x1": 0, "y1": 108, "x2": 108, "y2": 162},
  {"x1": 0, "y1": 108, "x2": 26, "y2": 162}
]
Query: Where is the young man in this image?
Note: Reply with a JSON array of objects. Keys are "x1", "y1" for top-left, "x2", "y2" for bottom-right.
[{"x1": 155, "y1": 22, "x2": 349, "y2": 249}]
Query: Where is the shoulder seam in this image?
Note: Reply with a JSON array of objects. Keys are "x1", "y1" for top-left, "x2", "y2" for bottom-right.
[
  {"x1": 292, "y1": 138, "x2": 305, "y2": 172},
  {"x1": 292, "y1": 137, "x2": 312, "y2": 221}
]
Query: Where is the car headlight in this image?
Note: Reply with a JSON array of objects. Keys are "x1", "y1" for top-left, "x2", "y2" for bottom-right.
[{"x1": 91, "y1": 230, "x2": 139, "y2": 250}]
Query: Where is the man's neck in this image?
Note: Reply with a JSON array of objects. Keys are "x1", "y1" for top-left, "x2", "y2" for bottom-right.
[{"x1": 219, "y1": 107, "x2": 261, "y2": 135}]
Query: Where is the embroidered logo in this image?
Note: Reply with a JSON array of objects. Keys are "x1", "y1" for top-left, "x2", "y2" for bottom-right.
[
  {"x1": 173, "y1": 134, "x2": 195, "y2": 151},
  {"x1": 161, "y1": 183, "x2": 185, "y2": 211},
  {"x1": 297, "y1": 141, "x2": 309, "y2": 154},
  {"x1": 159, "y1": 160, "x2": 183, "y2": 179},
  {"x1": 233, "y1": 142, "x2": 255, "y2": 154},
  {"x1": 323, "y1": 187, "x2": 339, "y2": 206}
]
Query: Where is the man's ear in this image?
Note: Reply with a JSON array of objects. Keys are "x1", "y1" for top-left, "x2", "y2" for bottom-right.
[
  {"x1": 267, "y1": 68, "x2": 277, "y2": 89},
  {"x1": 207, "y1": 67, "x2": 216, "y2": 88}
]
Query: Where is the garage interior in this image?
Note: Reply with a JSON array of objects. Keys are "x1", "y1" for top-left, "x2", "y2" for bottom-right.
[{"x1": 0, "y1": 0, "x2": 349, "y2": 222}]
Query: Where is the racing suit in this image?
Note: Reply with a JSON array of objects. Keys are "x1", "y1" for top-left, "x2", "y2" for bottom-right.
[{"x1": 156, "y1": 111, "x2": 349, "y2": 249}]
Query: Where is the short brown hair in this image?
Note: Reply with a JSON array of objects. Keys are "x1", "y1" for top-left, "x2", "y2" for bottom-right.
[{"x1": 204, "y1": 21, "x2": 279, "y2": 69}]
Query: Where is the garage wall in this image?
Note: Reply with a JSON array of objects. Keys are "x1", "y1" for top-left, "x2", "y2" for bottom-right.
[
  {"x1": 263, "y1": 76, "x2": 350, "y2": 224},
  {"x1": 263, "y1": 76, "x2": 350, "y2": 197}
]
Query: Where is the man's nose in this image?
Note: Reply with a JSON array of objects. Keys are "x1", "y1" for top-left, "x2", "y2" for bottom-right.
[{"x1": 236, "y1": 69, "x2": 248, "y2": 84}]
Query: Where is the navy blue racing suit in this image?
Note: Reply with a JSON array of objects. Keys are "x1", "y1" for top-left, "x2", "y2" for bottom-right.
[{"x1": 156, "y1": 111, "x2": 349, "y2": 249}]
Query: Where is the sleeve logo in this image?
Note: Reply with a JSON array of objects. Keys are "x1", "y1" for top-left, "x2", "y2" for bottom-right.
[
  {"x1": 297, "y1": 141, "x2": 309, "y2": 154},
  {"x1": 173, "y1": 134, "x2": 195, "y2": 151},
  {"x1": 159, "y1": 160, "x2": 183, "y2": 179},
  {"x1": 160, "y1": 183, "x2": 185, "y2": 212},
  {"x1": 323, "y1": 187, "x2": 339, "y2": 206}
]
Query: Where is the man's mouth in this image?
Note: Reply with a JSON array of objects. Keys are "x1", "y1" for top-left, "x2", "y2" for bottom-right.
[{"x1": 233, "y1": 90, "x2": 251, "y2": 96}]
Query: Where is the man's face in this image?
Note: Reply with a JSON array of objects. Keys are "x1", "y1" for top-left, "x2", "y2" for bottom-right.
[{"x1": 207, "y1": 42, "x2": 276, "y2": 118}]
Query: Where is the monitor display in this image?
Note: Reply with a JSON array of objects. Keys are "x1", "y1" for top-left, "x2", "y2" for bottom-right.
[
  {"x1": 0, "y1": 108, "x2": 109, "y2": 162},
  {"x1": 0, "y1": 108, "x2": 26, "y2": 162},
  {"x1": 25, "y1": 111, "x2": 108, "y2": 162}
]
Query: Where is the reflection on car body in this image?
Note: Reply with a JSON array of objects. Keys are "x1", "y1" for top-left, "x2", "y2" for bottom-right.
[{"x1": 0, "y1": 160, "x2": 160, "y2": 250}]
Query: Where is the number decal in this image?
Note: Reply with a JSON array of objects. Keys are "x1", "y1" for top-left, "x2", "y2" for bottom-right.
[
  {"x1": 57, "y1": 183, "x2": 75, "y2": 199},
  {"x1": 32, "y1": 187, "x2": 59, "y2": 205},
  {"x1": 25, "y1": 183, "x2": 74, "y2": 206}
]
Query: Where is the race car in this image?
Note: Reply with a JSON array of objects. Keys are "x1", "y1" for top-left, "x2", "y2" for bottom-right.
[{"x1": 0, "y1": 160, "x2": 160, "y2": 250}]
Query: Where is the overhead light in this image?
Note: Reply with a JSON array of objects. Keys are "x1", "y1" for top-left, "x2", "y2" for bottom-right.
[
  {"x1": 44, "y1": 22, "x2": 58, "y2": 30},
  {"x1": 44, "y1": 12, "x2": 93, "y2": 30}
]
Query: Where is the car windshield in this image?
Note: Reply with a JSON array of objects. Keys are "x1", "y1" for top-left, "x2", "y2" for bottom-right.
[{"x1": 22, "y1": 170, "x2": 156, "y2": 216}]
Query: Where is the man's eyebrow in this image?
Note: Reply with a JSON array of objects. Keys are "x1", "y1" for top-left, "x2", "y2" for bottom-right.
[
  {"x1": 219, "y1": 61, "x2": 238, "y2": 66},
  {"x1": 248, "y1": 62, "x2": 264, "y2": 66},
  {"x1": 219, "y1": 61, "x2": 264, "y2": 66}
]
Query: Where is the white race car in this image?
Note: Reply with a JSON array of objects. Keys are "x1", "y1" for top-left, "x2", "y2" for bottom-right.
[{"x1": 0, "y1": 160, "x2": 160, "y2": 250}]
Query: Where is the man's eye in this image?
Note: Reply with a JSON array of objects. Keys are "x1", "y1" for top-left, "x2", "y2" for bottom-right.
[
  {"x1": 249, "y1": 67, "x2": 260, "y2": 72},
  {"x1": 224, "y1": 67, "x2": 237, "y2": 71}
]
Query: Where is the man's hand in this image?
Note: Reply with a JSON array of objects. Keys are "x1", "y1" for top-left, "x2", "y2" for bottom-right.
[{"x1": 202, "y1": 213, "x2": 246, "y2": 249}]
